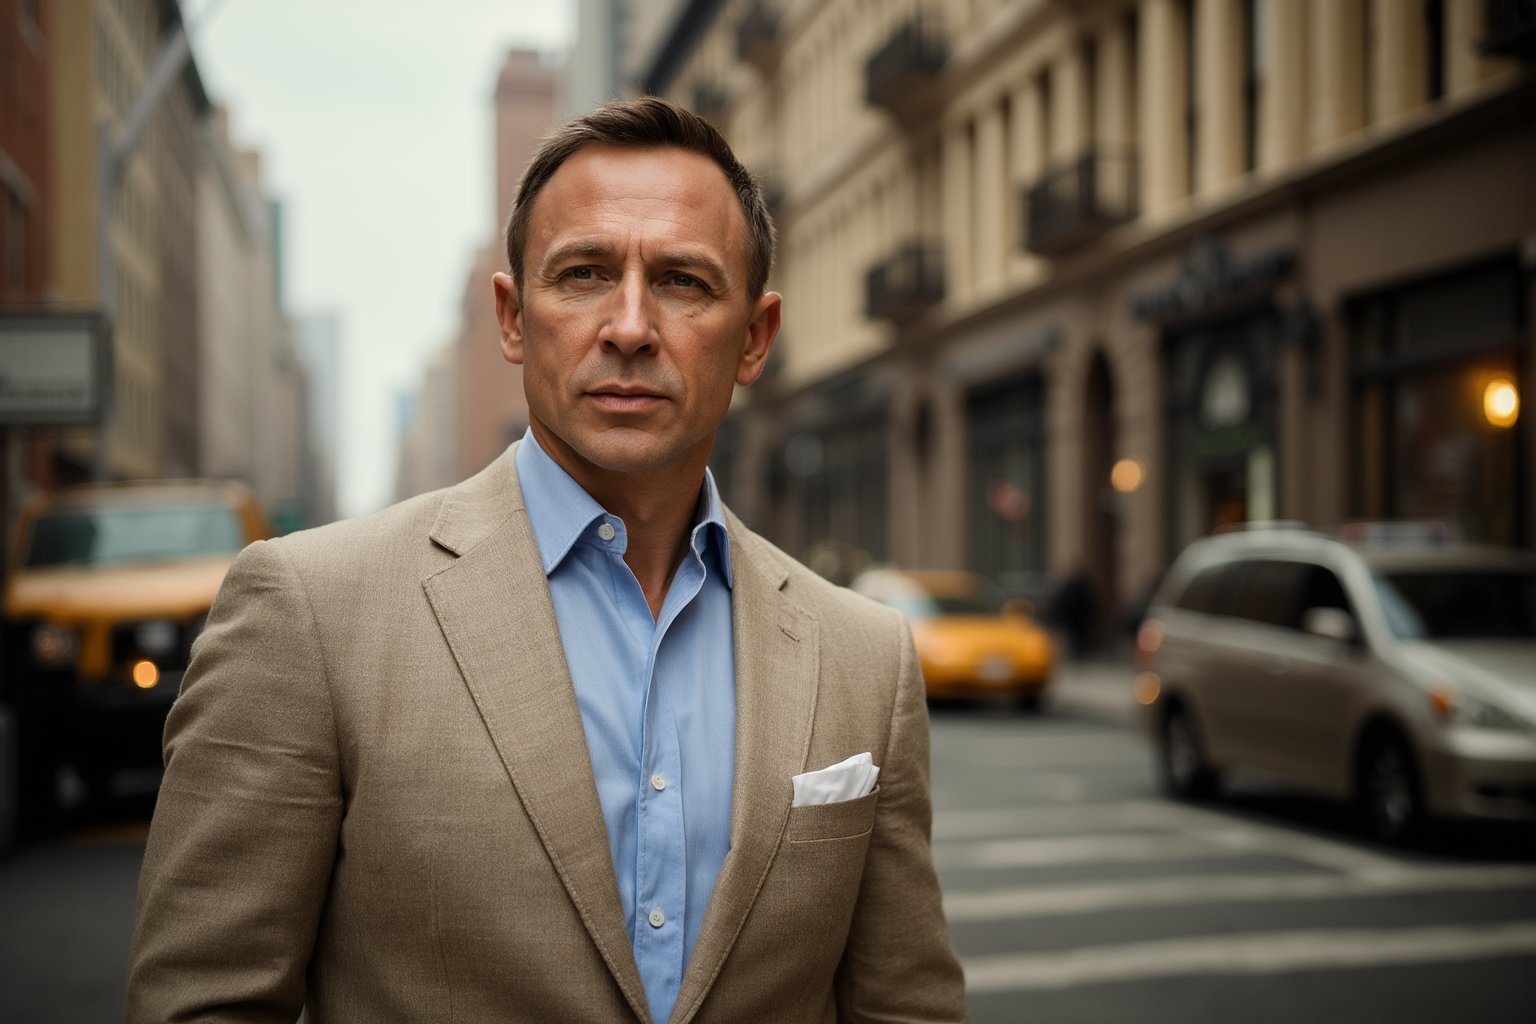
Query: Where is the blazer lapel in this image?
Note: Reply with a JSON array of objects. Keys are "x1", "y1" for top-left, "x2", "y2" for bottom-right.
[
  {"x1": 669, "y1": 520, "x2": 820, "y2": 1024},
  {"x1": 421, "y1": 449, "x2": 652, "y2": 1024}
]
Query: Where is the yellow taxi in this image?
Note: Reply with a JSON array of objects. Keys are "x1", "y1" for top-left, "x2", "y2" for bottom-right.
[
  {"x1": 3, "y1": 480, "x2": 268, "y2": 822},
  {"x1": 851, "y1": 569, "x2": 1055, "y2": 707}
]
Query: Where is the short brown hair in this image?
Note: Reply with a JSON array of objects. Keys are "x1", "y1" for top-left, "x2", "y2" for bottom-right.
[{"x1": 504, "y1": 97, "x2": 776, "y2": 298}]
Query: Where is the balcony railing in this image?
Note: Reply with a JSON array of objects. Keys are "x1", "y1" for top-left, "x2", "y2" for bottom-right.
[
  {"x1": 865, "y1": 243, "x2": 946, "y2": 322},
  {"x1": 1481, "y1": 0, "x2": 1536, "y2": 58},
  {"x1": 1024, "y1": 149, "x2": 1138, "y2": 256},
  {"x1": 864, "y1": 14, "x2": 947, "y2": 117},
  {"x1": 736, "y1": 1, "x2": 785, "y2": 72}
]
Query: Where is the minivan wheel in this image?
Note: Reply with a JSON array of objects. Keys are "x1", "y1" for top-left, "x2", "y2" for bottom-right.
[
  {"x1": 1159, "y1": 704, "x2": 1220, "y2": 800},
  {"x1": 1357, "y1": 733, "x2": 1423, "y2": 844}
]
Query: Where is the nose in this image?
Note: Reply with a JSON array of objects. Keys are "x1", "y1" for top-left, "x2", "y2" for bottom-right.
[{"x1": 601, "y1": 273, "x2": 655, "y2": 356}]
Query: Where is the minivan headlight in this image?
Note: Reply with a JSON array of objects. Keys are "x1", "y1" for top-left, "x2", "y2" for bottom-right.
[
  {"x1": 1429, "y1": 685, "x2": 1529, "y2": 732},
  {"x1": 30, "y1": 623, "x2": 79, "y2": 667}
]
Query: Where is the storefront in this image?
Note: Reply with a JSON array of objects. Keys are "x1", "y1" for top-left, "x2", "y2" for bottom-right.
[
  {"x1": 1348, "y1": 254, "x2": 1526, "y2": 545},
  {"x1": 965, "y1": 372, "x2": 1047, "y2": 593}
]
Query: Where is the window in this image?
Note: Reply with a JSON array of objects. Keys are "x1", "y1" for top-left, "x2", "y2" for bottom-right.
[
  {"x1": 1182, "y1": 0, "x2": 1197, "y2": 195},
  {"x1": 1424, "y1": 0, "x2": 1445, "y2": 102},
  {"x1": 1243, "y1": 0, "x2": 1264, "y2": 171},
  {"x1": 1231, "y1": 559, "x2": 1309, "y2": 629},
  {"x1": 1174, "y1": 564, "x2": 1229, "y2": 614},
  {"x1": 968, "y1": 374, "x2": 1047, "y2": 591},
  {"x1": 1350, "y1": 257, "x2": 1525, "y2": 545}
]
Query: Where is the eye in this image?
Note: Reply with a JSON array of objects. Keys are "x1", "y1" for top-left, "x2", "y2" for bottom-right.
[
  {"x1": 669, "y1": 272, "x2": 706, "y2": 290},
  {"x1": 565, "y1": 266, "x2": 596, "y2": 282}
]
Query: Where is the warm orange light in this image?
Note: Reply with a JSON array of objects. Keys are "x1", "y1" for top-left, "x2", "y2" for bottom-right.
[
  {"x1": 1483, "y1": 376, "x2": 1519, "y2": 428},
  {"x1": 1110, "y1": 458, "x2": 1145, "y2": 494},
  {"x1": 132, "y1": 660, "x2": 160, "y2": 689},
  {"x1": 1134, "y1": 672, "x2": 1162, "y2": 706},
  {"x1": 1135, "y1": 618, "x2": 1164, "y2": 669},
  {"x1": 1428, "y1": 686, "x2": 1456, "y2": 721}
]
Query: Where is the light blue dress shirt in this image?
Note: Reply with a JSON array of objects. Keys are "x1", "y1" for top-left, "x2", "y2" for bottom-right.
[{"x1": 515, "y1": 431, "x2": 736, "y2": 1024}]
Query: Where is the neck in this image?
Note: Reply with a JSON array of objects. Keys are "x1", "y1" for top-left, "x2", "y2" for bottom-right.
[{"x1": 531, "y1": 425, "x2": 710, "y2": 619}]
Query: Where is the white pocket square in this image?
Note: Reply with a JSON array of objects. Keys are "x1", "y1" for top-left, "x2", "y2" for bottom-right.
[{"x1": 791, "y1": 752, "x2": 880, "y2": 807}]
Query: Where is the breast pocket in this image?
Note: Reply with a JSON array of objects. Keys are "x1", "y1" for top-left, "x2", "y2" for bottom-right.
[{"x1": 786, "y1": 786, "x2": 880, "y2": 844}]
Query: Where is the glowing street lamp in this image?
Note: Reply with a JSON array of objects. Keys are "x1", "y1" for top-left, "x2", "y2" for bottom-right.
[{"x1": 1483, "y1": 375, "x2": 1519, "y2": 429}]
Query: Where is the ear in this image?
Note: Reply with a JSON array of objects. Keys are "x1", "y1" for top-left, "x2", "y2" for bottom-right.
[
  {"x1": 493, "y1": 272, "x2": 525, "y2": 365},
  {"x1": 735, "y1": 291, "x2": 782, "y2": 387}
]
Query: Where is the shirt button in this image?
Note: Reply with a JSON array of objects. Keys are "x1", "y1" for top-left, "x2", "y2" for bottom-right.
[
  {"x1": 648, "y1": 907, "x2": 666, "y2": 929},
  {"x1": 597, "y1": 522, "x2": 616, "y2": 542},
  {"x1": 650, "y1": 773, "x2": 667, "y2": 792}
]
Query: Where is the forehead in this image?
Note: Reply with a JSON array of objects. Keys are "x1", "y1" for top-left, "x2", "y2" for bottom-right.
[{"x1": 528, "y1": 145, "x2": 748, "y2": 262}]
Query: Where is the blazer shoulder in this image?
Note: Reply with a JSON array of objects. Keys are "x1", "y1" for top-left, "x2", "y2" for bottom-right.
[
  {"x1": 728, "y1": 516, "x2": 904, "y2": 637},
  {"x1": 260, "y1": 445, "x2": 523, "y2": 572},
  {"x1": 258, "y1": 486, "x2": 450, "y2": 570}
]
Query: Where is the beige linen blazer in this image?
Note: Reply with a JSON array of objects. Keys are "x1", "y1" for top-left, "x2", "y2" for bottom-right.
[{"x1": 126, "y1": 444, "x2": 967, "y2": 1023}]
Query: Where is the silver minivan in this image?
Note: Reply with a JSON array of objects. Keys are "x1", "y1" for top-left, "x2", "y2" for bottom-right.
[{"x1": 1138, "y1": 526, "x2": 1536, "y2": 843}]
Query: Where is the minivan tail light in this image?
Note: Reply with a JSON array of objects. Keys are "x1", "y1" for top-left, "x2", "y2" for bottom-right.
[{"x1": 1136, "y1": 619, "x2": 1164, "y2": 669}]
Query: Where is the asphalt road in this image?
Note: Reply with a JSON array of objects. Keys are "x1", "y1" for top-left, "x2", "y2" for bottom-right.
[
  {"x1": 2, "y1": 661, "x2": 1533, "y2": 1023},
  {"x1": 937, "y1": 662, "x2": 1536, "y2": 1024}
]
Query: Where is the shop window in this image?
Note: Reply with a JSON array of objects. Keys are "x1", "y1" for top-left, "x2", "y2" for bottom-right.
[
  {"x1": 967, "y1": 374, "x2": 1047, "y2": 593},
  {"x1": 1350, "y1": 257, "x2": 1525, "y2": 545},
  {"x1": 1164, "y1": 310, "x2": 1282, "y2": 552},
  {"x1": 792, "y1": 416, "x2": 888, "y2": 579}
]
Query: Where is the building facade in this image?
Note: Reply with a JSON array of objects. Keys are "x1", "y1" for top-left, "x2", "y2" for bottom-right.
[
  {"x1": 448, "y1": 49, "x2": 560, "y2": 484},
  {"x1": 641, "y1": 0, "x2": 1535, "y2": 623}
]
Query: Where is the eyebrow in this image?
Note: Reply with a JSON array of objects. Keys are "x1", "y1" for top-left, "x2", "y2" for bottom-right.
[{"x1": 538, "y1": 240, "x2": 730, "y2": 285}]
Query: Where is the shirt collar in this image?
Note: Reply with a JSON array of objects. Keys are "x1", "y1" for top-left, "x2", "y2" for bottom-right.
[{"x1": 514, "y1": 429, "x2": 733, "y2": 587}]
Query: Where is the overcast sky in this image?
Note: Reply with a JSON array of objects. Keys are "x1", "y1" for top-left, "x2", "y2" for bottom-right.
[{"x1": 189, "y1": 0, "x2": 574, "y2": 518}]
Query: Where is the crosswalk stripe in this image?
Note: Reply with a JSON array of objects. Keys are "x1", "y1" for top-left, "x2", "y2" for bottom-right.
[
  {"x1": 944, "y1": 864, "x2": 1536, "y2": 920},
  {"x1": 934, "y1": 831, "x2": 1246, "y2": 870},
  {"x1": 934, "y1": 799, "x2": 1198, "y2": 840},
  {"x1": 962, "y1": 920, "x2": 1536, "y2": 991}
]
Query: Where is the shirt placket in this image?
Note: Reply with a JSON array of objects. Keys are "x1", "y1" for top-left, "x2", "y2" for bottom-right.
[{"x1": 632, "y1": 548, "x2": 705, "y2": 1003}]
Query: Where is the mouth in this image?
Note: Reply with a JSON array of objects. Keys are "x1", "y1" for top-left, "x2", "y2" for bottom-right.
[{"x1": 584, "y1": 385, "x2": 668, "y2": 412}]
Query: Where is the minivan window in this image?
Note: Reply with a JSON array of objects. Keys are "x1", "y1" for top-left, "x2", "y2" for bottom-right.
[
  {"x1": 1174, "y1": 566, "x2": 1224, "y2": 613},
  {"x1": 1374, "y1": 569, "x2": 1536, "y2": 640},
  {"x1": 1231, "y1": 560, "x2": 1310, "y2": 629},
  {"x1": 24, "y1": 503, "x2": 244, "y2": 568}
]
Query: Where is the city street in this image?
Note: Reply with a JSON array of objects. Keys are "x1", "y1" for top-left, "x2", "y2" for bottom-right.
[
  {"x1": 938, "y1": 665, "x2": 1536, "y2": 1024},
  {"x1": 2, "y1": 663, "x2": 1534, "y2": 1023}
]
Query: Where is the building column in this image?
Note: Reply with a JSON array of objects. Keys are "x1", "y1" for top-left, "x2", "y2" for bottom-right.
[
  {"x1": 942, "y1": 123, "x2": 974, "y2": 308},
  {"x1": 1138, "y1": 0, "x2": 1189, "y2": 218},
  {"x1": 1309, "y1": 0, "x2": 1366, "y2": 150},
  {"x1": 1259, "y1": 0, "x2": 1307, "y2": 170},
  {"x1": 1196, "y1": 0, "x2": 1243, "y2": 194},
  {"x1": 973, "y1": 102, "x2": 1007, "y2": 299},
  {"x1": 927, "y1": 370, "x2": 968, "y2": 570},
  {"x1": 1371, "y1": 0, "x2": 1428, "y2": 123}
]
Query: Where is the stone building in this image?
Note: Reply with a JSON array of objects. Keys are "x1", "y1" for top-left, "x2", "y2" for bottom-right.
[{"x1": 641, "y1": 0, "x2": 1535, "y2": 619}]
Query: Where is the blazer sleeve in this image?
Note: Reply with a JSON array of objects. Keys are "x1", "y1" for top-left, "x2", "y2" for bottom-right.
[
  {"x1": 834, "y1": 613, "x2": 969, "y2": 1023},
  {"x1": 126, "y1": 539, "x2": 344, "y2": 1024}
]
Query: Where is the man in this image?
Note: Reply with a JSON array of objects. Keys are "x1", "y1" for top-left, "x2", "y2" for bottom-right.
[{"x1": 127, "y1": 98, "x2": 967, "y2": 1024}]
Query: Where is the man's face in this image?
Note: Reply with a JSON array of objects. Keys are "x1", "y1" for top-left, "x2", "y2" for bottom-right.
[{"x1": 495, "y1": 144, "x2": 780, "y2": 484}]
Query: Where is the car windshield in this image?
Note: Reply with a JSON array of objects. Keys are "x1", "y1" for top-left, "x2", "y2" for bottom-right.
[
  {"x1": 1373, "y1": 569, "x2": 1536, "y2": 640},
  {"x1": 23, "y1": 502, "x2": 244, "y2": 568},
  {"x1": 880, "y1": 582, "x2": 1007, "y2": 620}
]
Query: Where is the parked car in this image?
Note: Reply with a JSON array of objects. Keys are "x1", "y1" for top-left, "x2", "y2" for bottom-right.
[
  {"x1": 2, "y1": 480, "x2": 269, "y2": 825},
  {"x1": 1137, "y1": 524, "x2": 1536, "y2": 843},
  {"x1": 851, "y1": 569, "x2": 1055, "y2": 708}
]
